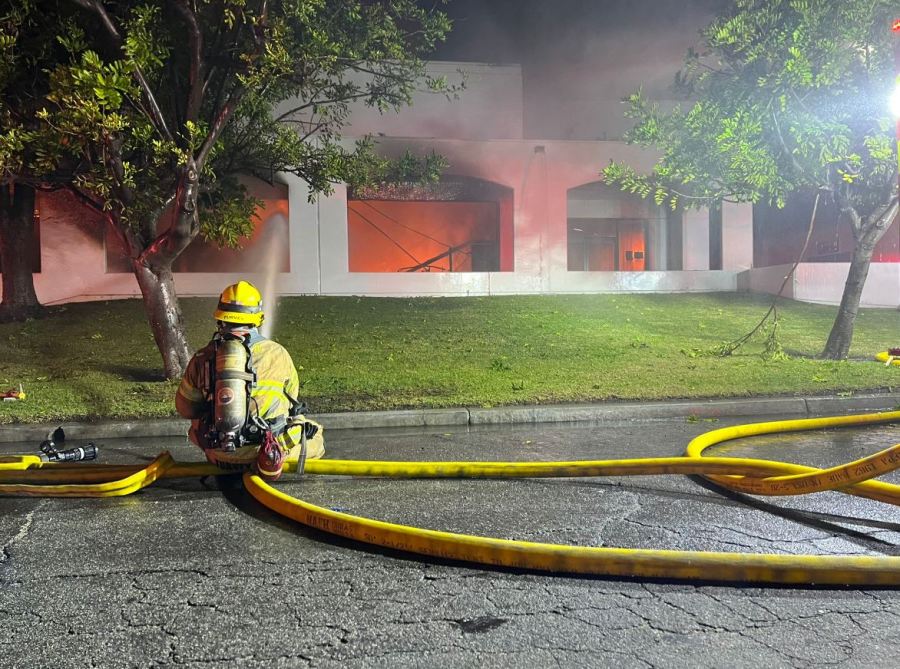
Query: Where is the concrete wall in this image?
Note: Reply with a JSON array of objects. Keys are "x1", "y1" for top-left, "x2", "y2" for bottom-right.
[
  {"x1": 280, "y1": 61, "x2": 524, "y2": 142},
  {"x1": 18, "y1": 135, "x2": 746, "y2": 303},
  {"x1": 302, "y1": 137, "x2": 740, "y2": 297},
  {"x1": 721, "y1": 202, "x2": 753, "y2": 271},
  {"x1": 293, "y1": 129, "x2": 744, "y2": 298},
  {"x1": 30, "y1": 51, "x2": 900, "y2": 306},
  {"x1": 682, "y1": 208, "x2": 710, "y2": 271},
  {"x1": 32, "y1": 190, "x2": 129, "y2": 305},
  {"x1": 739, "y1": 263, "x2": 900, "y2": 308}
]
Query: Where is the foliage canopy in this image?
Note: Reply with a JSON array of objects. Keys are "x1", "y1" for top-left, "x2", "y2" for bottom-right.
[
  {"x1": 604, "y1": 0, "x2": 897, "y2": 217},
  {"x1": 1, "y1": 0, "x2": 454, "y2": 376},
  {"x1": 603, "y1": 0, "x2": 899, "y2": 360},
  {"x1": 12, "y1": 0, "x2": 454, "y2": 244}
]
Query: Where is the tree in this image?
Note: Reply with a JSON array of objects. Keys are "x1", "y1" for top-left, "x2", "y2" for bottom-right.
[
  {"x1": 0, "y1": 0, "x2": 65, "y2": 321},
  {"x1": 29, "y1": 0, "x2": 451, "y2": 378},
  {"x1": 604, "y1": 0, "x2": 898, "y2": 359}
]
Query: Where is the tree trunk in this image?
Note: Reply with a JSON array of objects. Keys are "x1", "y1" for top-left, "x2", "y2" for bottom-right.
[
  {"x1": 0, "y1": 183, "x2": 43, "y2": 322},
  {"x1": 132, "y1": 258, "x2": 192, "y2": 380},
  {"x1": 820, "y1": 208, "x2": 894, "y2": 359},
  {"x1": 124, "y1": 162, "x2": 202, "y2": 380}
]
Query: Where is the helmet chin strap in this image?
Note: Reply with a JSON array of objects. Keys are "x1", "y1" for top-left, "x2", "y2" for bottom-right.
[{"x1": 216, "y1": 321, "x2": 258, "y2": 337}]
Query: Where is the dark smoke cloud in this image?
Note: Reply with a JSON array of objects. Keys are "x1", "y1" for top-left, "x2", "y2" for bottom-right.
[
  {"x1": 429, "y1": 0, "x2": 729, "y2": 139},
  {"x1": 433, "y1": 0, "x2": 727, "y2": 65}
]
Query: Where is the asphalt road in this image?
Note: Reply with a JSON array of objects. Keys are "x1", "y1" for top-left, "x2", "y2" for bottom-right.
[{"x1": 2, "y1": 416, "x2": 900, "y2": 668}]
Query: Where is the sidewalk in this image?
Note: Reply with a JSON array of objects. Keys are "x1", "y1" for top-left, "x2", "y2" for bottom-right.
[{"x1": 0, "y1": 392, "x2": 897, "y2": 443}]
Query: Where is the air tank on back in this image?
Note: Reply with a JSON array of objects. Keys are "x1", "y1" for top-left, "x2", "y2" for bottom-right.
[{"x1": 214, "y1": 338, "x2": 249, "y2": 451}]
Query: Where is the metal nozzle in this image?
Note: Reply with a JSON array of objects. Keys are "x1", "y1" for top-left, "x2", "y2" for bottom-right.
[{"x1": 48, "y1": 443, "x2": 98, "y2": 462}]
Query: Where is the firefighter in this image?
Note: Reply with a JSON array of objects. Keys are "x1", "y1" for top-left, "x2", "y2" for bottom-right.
[{"x1": 175, "y1": 281, "x2": 324, "y2": 480}]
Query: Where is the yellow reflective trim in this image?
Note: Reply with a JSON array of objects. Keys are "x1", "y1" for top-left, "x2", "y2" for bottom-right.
[
  {"x1": 177, "y1": 379, "x2": 203, "y2": 403},
  {"x1": 252, "y1": 389, "x2": 284, "y2": 417},
  {"x1": 255, "y1": 380, "x2": 285, "y2": 391},
  {"x1": 255, "y1": 397, "x2": 275, "y2": 416}
]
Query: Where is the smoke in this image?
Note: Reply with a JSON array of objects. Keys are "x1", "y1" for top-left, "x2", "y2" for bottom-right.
[{"x1": 435, "y1": 0, "x2": 718, "y2": 141}]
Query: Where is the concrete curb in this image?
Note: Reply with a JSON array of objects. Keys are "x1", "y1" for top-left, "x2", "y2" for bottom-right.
[{"x1": 0, "y1": 393, "x2": 897, "y2": 444}]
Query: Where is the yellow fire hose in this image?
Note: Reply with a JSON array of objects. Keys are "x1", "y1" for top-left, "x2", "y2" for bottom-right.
[
  {"x1": 875, "y1": 351, "x2": 899, "y2": 366},
  {"x1": 1, "y1": 410, "x2": 899, "y2": 585}
]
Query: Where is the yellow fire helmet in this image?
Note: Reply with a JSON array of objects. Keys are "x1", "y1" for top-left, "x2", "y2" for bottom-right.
[{"x1": 214, "y1": 281, "x2": 264, "y2": 327}]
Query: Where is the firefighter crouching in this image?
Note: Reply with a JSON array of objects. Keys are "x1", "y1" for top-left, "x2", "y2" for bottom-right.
[{"x1": 175, "y1": 281, "x2": 324, "y2": 480}]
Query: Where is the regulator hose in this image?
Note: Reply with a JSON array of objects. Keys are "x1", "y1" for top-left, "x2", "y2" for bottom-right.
[{"x1": 1, "y1": 410, "x2": 899, "y2": 585}]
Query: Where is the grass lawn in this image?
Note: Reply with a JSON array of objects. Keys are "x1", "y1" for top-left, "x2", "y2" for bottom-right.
[{"x1": 0, "y1": 293, "x2": 897, "y2": 424}]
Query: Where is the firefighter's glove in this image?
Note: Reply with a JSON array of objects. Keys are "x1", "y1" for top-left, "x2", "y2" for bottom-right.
[
  {"x1": 302, "y1": 421, "x2": 319, "y2": 440},
  {"x1": 289, "y1": 402, "x2": 309, "y2": 418}
]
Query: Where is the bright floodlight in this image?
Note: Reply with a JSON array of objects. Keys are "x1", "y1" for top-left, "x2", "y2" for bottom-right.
[{"x1": 892, "y1": 81, "x2": 900, "y2": 119}]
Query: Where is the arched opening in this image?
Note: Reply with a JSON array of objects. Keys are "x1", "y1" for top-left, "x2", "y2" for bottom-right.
[
  {"x1": 347, "y1": 176, "x2": 514, "y2": 272},
  {"x1": 566, "y1": 182, "x2": 664, "y2": 272}
]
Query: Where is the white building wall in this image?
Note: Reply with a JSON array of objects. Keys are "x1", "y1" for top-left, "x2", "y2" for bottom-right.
[
  {"x1": 721, "y1": 202, "x2": 754, "y2": 271},
  {"x1": 282, "y1": 61, "x2": 524, "y2": 142},
  {"x1": 19, "y1": 133, "x2": 751, "y2": 304},
  {"x1": 34, "y1": 190, "x2": 136, "y2": 304},
  {"x1": 549, "y1": 271, "x2": 736, "y2": 294},
  {"x1": 738, "y1": 263, "x2": 900, "y2": 308},
  {"x1": 793, "y1": 263, "x2": 898, "y2": 308},
  {"x1": 312, "y1": 136, "x2": 740, "y2": 297},
  {"x1": 737, "y1": 264, "x2": 796, "y2": 301},
  {"x1": 13, "y1": 59, "x2": 895, "y2": 308},
  {"x1": 682, "y1": 208, "x2": 710, "y2": 271}
]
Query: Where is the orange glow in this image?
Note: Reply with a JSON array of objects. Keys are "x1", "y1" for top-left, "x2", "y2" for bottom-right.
[
  {"x1": 173, "y1": 180, "x2": 290, "y2": 273},
  {"x1": 892, "y1": 18, "x2": 900, "y2": 32},
  {"x1": 617, "y1": 221, "x2": 646, "y2": 271},
  {"x1": 348, "y1": 200, "x2": 513, "y2": 272},
  {"x1": 102, "y1": 179, "x2": 290, "y2": 273},
  {"x1": 567, "y1": 219, "x2": 647, "y2": 271}
]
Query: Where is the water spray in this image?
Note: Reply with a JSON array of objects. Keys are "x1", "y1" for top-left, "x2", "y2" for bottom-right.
[{"x1": 260, "y1": 213, "x2": 288, "y2": 339}]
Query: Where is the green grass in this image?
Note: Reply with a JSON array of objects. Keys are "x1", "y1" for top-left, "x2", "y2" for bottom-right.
[{"x1": 0, "y1": 293, "x2": 897, "y2": 424}]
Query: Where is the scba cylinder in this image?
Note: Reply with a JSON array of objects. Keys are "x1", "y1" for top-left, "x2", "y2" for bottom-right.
[{"x1": 214, "y1": 338, "x2": 249, "y2": 448}]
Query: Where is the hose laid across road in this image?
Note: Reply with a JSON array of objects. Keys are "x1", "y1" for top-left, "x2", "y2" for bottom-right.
[{"x1": 1, "y1": 410, "x2": 899, "y2": 585}]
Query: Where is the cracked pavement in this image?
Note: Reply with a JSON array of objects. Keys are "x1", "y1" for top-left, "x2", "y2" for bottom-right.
[{"x1": 1, "y1": 416, "x2": 899, "y2": 667}]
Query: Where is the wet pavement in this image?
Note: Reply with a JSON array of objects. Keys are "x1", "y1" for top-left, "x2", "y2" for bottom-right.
[{"x1": 1, "y1": 415, "x2": 900, "y2": 668}]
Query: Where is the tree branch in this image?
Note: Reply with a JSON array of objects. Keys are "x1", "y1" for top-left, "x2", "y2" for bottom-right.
[
  {"x1": 69, "y1": 0, "x2": 174, "y2": 142},
  {"x1": 719, "y1": 190, "x2": 822, "y2": 357},
  {"x1": 139, "y1": 161, "x2": 199, "y2": 270},
  {"x1": 343, "y1": 61, "x2": 420, "y2": 83},
  {"x1": 771, "y1": 108, "x2": 806, "y2": 178},
  {"x1": 864, "y1": 191, "x2": 899, "y2": 236},
  {"x1": 195, "y1": 0, "x2": 272, "y2": 169},
  {"x1": 273, "y1": 89, "x2": 405, "y2": 123},
  {"x1": 196, "y1": 91, "x2": 240, "y2": 168},
  {"x1": 170, "y1": 0, "x2": 203, "y2": 127},
  {"x1": 835, "y1": 190, "x2": 863, "y2": 241},
  {"x1": 101, "y1": 133, "x2": 138, "y2": 213}
]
